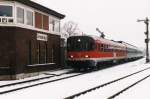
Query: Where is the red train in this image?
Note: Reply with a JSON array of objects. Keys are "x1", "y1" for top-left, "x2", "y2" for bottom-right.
[{"x1": 66, "y1": 35, "x2": 144, "y2": 70}]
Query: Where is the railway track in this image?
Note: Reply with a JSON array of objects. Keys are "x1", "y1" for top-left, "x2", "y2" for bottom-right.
[
  {"x1": 0, "y1": 69, "x2": 85, "y2": 95},
  {"x1": 0, "y1": 67, "x2": 104, "y2": 95},
  {"x1": 0, "y1": 70, "x2": 72, "y2": 88},
  {"x1": 0, "y1": 65, "x2": 119, "y2": 95},
  {"x1": 108, "y1": 74, "x2": 150, "y2": 99},
  {"x1": 64, "y1": 66, "x2": 150, "y2": 99}
]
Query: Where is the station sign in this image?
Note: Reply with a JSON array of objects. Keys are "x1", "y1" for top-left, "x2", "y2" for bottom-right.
[{"x1": 37, "y1": 33, "x2": 48, "y2": 41}]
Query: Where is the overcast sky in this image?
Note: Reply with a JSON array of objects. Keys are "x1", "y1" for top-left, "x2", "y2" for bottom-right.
[{"x1": 33, "y1": 0, "x2": 149, "y2": 48}]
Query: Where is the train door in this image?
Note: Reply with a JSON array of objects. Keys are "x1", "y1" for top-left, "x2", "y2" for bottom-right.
[
  {"x1": 113, "y1": 52, "x2": 116, "y2": 58},
  {"x1": 113, "y1": 46, "x2": 117, "y2": 63}
]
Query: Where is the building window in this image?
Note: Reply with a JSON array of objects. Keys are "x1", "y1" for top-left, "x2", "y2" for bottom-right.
[
  {"x1": 49, "y1": 19, "x2": 60, "y2": 32},
  {"x1": 26, "y1": 10, "x2": 33, "y2": 26},
  {"x1": 43, "y1": 15, "x2": 49, "y2": 30},
  {"x1": 0, "y1": 5, "x2": 12, "y2": 17},
  {"x1": 35, "y1": 12, "x2": 42, "y2": 29},
  {"x1": 54, "y1": 21, "x2": 60, "y2": 32},
  {"x1": 17, "y1": 7, "x2": 24, "y2": 24},
  {"x1": 49, "y1": 19, "x2": 55, "y2": 31}
]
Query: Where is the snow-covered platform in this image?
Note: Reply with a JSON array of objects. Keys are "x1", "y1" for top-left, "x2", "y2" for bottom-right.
[{"x1": 0, "y1": 58, "x2": 150, "y2": 99}]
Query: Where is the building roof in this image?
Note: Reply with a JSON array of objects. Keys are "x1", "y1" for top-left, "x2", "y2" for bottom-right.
[{"x1": 8, "y1": 0, "x2": 65, "y2": 19}]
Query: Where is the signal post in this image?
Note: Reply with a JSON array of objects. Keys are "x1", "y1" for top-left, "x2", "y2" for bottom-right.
[{"x1": 137, "y1": 17, "x2": 150, "y2": 63}]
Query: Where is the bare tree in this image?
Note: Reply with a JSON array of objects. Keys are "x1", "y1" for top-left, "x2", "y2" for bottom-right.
[{"x1": 63, "y1": 21, "x2": 78, "y2": 37}]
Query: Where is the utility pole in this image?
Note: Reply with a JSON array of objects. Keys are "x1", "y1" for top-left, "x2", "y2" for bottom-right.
[
  {"x1": 137, "y1": 17, "x2": 150, "y2": 63},
  {"x1": 96, "y1": 28, "x2": 105, "y2": 38}
]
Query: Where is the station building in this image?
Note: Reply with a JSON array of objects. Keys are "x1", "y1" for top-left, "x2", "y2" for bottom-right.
[{"x1": 0, "y1": 0, "x2": 65, "y2": 80}]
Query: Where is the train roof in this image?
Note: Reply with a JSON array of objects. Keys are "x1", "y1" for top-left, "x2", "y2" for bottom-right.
[
  {"x1": 69, "y1": 35, "x2": 126, "y2": 47},
  {"x1": 88, "y1": 35, "x2": 126, "y2": 47},
  {"x1": 117, "y1": 41, "x2": 142, "y2": 51},
  {"x1": 92, "y1": 36, "x2": 142, "y2": 51},
  {"x1": 68, "y1": 35, "x2": 142, "y2": 51}
]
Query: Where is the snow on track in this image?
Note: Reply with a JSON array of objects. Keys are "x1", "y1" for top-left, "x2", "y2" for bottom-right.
[
  {"x1": 0, "y1": 69, "x2": 72, "y2": 86},
  {"x1": 0, "y1": 73, "x2": 81, "y2": 94},
  {"x1": 115, "y1": 72, "x2": 150, "y2": 99},
  {"x1": 75, "y1": 64, "x2": 150, "y2": 99}
]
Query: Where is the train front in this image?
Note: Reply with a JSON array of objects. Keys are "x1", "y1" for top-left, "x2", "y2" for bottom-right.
[{"x1": 66, "y1": 36, "x2": 96, "y2": 69}]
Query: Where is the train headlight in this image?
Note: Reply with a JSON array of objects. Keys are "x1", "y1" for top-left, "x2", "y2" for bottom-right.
[
  {"x1": 70, "y1": 55, "x2": 74, "y2": 58},
  {"x1": 85, "y1": 55, "x2": 89, "y2": 58}
]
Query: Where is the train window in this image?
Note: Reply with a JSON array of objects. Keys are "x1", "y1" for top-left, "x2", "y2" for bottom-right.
[
  {"x1": 108, "y1": 45, "x2": 111, "y2": 52},
  {"x1": 101, "y1": 44, "x2": 104, "y2": 51},
  {"x1": 88, "y1": 42, "x2": 95, "y2": 51},
  {"x1": 113, "y1": 46, "x2": 116, "y2": 52},
  {"x1": 98, "y1": 44, "x2": 101, "y2": 51},
  {"x1": 67, "y1": 37, "x2": 95, "y2": 51},
  {"x1": 85, "y1": 43, "x2": 88, "y2": 50},
  {"x1": 96, "y1": 44, "x2": 98, "y2": 51},
  {"x1": 67, "y1": 42, "x2": 71, "y2": 51},
  {"x1": 103, "y1": 45, "x2": 108, "y2": 52},
  {"x1": 107, "y1": 45, "x2": 111, "y2": 52},
  {"x1": 106, "y1": 45, "x2": 109, "y2": 52},
  {"x1": 104, "y1": 45, "x2": 106, "y2": 52},
  {"x1": 104, "y1": 44, "x2": 106, "y2": 52}
]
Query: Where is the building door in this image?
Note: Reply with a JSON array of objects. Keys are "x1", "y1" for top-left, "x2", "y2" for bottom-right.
[
  {"x1": 28, "y1": 40, "x2": 32, "y2": 65},
  {"x1": 37, "y1": 41, "x2": 48, "y2": 64}
]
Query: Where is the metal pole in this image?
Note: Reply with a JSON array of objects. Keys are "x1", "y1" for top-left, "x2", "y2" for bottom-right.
[
  {"x1": 137, "y1": 17, "x2": 150, "y2": 63},
  {"x1": 145, "y1": 18, "x2": 149, "y2": 63}
]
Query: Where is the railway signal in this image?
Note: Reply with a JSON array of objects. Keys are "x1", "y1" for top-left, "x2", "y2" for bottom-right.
[
  {"x1": 137, "y1": 17, "x2": 150, "y2": 63},
  {"x1": 96, "y1": 28, "x2": 105, "y2": 38}
]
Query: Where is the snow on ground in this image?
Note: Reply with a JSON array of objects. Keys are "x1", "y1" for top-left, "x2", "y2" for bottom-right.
[
  {"x1": 0, "y1": 58, "x2": 149, "y2": 99},
  {"x1": 43, "y1": 69, "x2": 73, "y2": 75},
  {"x1": 76, "y1": 61, "x2": 150, "y2": 99},
  {"x1": 115, "y1": 72, "x2": 150, "y2": 99}
]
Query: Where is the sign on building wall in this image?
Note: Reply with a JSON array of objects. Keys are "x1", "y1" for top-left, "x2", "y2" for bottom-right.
[{"x1": 37, "y1": 33, "x2": 48, "y2": 41}]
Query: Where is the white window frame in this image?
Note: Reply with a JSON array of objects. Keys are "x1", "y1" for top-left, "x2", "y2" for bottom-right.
[
  {"x1": 0, "y1": 1, "x2": 61, "y2": 35},
  {"x1": 0, "y1": 2, "x2": 15, "y2": 25},
  {"x1": 26, "y1": 10, "x2": 33, "y2": 26},
  {"x1": 49, "y1": 16, "x2": 60, "y2": 32},
  {"x1": 54, "y1": 20, "x2": 60, "y2": 32},
  {"x1": 0, "y1": 2, "x2": 14, "y2": 18},
  {"x1": 49, "y1": 17, "x2": 55, "y2": 32},
  {"x1": 0, "y1": 5, "x2": 13, "y2": 17},
  {"x1": 16, "y1": 7, "x2": 24, "y2": 24},
  {"x1": 15, "y1": 2, "x2": 35, "y2": 27}
]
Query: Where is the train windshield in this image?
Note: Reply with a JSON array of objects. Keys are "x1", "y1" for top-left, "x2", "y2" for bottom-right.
[{"x1": 67, "y1": 36, "x2": 95, "y2": 51}]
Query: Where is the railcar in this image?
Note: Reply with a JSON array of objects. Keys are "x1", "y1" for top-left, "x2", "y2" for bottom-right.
[{"x1": 66, "y1": 36, "x2": 143, "y2": 70}]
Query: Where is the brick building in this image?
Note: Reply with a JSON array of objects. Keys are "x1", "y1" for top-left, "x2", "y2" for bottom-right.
[{"x1": 0, "y1": 0, "x2": 65, "y2": 80}]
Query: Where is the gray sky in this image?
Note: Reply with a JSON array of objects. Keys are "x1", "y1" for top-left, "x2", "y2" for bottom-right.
[{"x1": 33, "y1": 0, "x2": 149, "y2": 48}]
